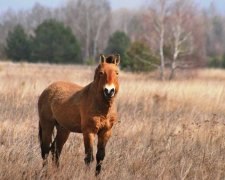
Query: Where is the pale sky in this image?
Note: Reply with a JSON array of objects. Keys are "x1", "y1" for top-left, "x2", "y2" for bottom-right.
[{"x1": 0, "y1": 0, "x2": 224, "y2": 14}]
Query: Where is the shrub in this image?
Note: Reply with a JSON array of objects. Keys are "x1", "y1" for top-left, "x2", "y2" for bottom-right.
[{"x1": 127, "y1": 41, "x2": 160, "y2": 71}]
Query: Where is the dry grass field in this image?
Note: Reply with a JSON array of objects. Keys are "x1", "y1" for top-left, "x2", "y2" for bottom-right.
[{"x1": 1, "y1": 61, "x2": 225, "y2": 179}]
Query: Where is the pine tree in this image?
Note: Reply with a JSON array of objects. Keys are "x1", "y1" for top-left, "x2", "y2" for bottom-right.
[
  {"x1": 105, "y1": 31, "x2": 130, "y2": 68},
  {"x1": 31, "y1": 19, "x2": 81, "y2": 63},
  {"x1": 5, "y1": 25, "x2": 31, "y2": 61}
]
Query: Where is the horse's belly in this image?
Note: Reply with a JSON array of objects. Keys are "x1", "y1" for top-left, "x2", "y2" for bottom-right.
[
  {"x1": 52, "y1": 104, "x2": 82, "y2": 133},
  {"x1": 56, "y1": 115, "x2": 82, "y2": 133},
  {"x1": 63, "y1": 123, "x2": 82, "y2": 133}
]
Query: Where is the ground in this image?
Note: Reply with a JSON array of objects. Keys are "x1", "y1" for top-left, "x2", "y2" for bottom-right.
[{"x1": 1, "y1": 61, "x2": 225, "y2": 179}]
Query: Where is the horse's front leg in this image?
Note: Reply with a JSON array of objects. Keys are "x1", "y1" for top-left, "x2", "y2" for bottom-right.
[
  {"x1": 83, "y1": 132, "x2": 95, "y2": 165},
  {"x1": 96, "y1": 129, "x2": 112, "y2": 175}
]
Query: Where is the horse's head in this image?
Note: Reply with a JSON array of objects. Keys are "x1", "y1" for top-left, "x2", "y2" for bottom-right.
[{"x1": 94, "y1": 54, "x2": 120, "y2": 100}]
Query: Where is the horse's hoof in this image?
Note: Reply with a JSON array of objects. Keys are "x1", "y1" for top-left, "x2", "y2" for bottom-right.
[
  {"x1": 95, "y1": 170, "x2": 101, "y2": 176},
  {"x1": 95, "y1": 165, "x2": 101, "y2": 176},
  {"x1": 84, "y1": 156, "x2": 94, "y2": 165}
]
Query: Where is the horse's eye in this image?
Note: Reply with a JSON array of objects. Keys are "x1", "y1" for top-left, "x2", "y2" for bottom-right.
[
  {"x1": 99, "y1": 71, "x2": 104, "y2": 76},
  {"x1": 116, "y1": 72, "x2": 119, "y2": 76}
]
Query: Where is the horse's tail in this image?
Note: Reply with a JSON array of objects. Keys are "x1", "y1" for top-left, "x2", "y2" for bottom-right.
[
  {"x1": 38, "y1": 121, "x2": 43, "y2": 153},
  {"x1": 38, "y1": 89, "x2": 56, "y2": 161}
]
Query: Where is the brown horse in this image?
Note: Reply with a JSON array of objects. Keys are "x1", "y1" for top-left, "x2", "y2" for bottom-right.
[{"x1": 38, "y1": 54, "x2": 120, "y2": 175}]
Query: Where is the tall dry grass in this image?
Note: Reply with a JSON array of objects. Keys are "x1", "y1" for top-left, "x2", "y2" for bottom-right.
[{"x1": 1, "y1": 62, "x2": 225, "y2": 179}]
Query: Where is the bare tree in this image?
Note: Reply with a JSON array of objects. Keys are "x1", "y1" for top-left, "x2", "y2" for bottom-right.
[
  {"x1": 157, "y1": 0, "x2": 167, "y2": 80},
  {"x1": 135, "y1": 0, "x2": 205, "y2": 79},
  {"x1": 143, "y1": 0, "x2": 172, "y2": 80},
  {"x1": 204, "y1": 3, "x2": 225, "y2": 58},
  {"x1": 26, "y1": 3, "x2": 53, "y2": 34},
  {"x1": 64, "y1": 0, "x2": 111, "y2": 62},
  {"x1": 111, "y1": 9, "x2": 135, "y2": 34},
  {"x1": 0, "y1": 3, "x2": 53, "y2": 41},
  {"x1": 168, "y1": 0, "x2": 195, "y2": 79}
]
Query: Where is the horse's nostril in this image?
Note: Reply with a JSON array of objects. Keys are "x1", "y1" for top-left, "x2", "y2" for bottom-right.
[
  {"x1": 104, "y1": 88, "x2": 108, "y2": 94},
  {"x1": 110, "y1": 88, "x2": 115, "y2": 95}
]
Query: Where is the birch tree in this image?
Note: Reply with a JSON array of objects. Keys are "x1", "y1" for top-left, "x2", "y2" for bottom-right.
[
  {"x1": 169, "y1": 0, "x2": 195, "y2": 79},
  {"x1": 144, "y1": 0, "x2": 172, "y2": 80},
  {"x1": 158, "y1": 0, "x2": 167, "y2": 80}
]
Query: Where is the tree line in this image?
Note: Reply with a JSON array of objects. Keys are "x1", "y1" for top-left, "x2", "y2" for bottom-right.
[
  {"x1": 5, "y1": 20, "x2": 81, "y2": 63},
  {"x1": 1, "y1": 0, "x2": 225, "y2": 79}
]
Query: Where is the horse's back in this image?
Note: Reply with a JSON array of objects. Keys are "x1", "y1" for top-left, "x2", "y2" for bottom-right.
[
  {"x1": 47, "y1": 81, "x2": 82, "y2": 93},
  {"x1": 38, "y1": 81, "x2": 83, "y2": 121}
]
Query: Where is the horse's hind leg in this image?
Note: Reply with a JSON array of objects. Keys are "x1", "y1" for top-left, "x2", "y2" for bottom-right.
[
  {"x1": 51, "y1": 124, "x2": 70, "y2": 167},
  {"x1": 39, "y1": 119, "x2": 55, "y2": 166}
]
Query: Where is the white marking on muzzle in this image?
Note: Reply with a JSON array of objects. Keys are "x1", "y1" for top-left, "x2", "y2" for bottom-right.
[{"x1": 103, "y1": 84, "x2": 115, "y2": 97}]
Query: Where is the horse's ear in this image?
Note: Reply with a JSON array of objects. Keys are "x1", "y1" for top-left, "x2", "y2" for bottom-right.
[
  {"x1": 115, "y1": 54, "x2": 120, "y2": 66},
  {"x1": 100, "y1": 54, "x2": 106, "y2": 63}
]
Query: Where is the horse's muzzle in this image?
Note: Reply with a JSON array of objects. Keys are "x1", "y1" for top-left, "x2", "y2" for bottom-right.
[{"x1": 104, "y1": 87, "x2": 115, "y2": 99}]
